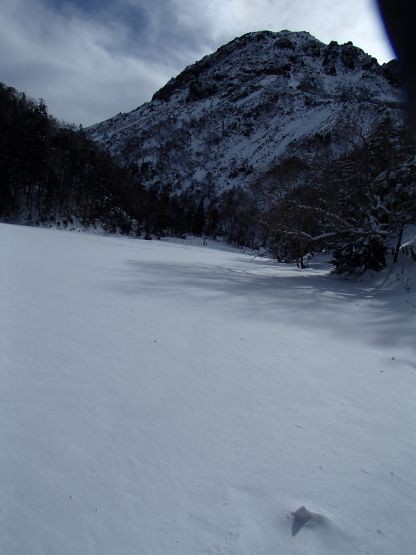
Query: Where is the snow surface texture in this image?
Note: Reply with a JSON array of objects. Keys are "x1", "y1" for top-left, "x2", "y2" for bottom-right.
[
  {"x1": 87, "y1": 30, "x2": 404, "y2": 195},
  {"x1": 1, "y1": 223, "x2": 416, "y2": 555}
]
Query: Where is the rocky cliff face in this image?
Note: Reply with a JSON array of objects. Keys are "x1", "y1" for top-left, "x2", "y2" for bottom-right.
[{"x1": 87, "y1": 30, "x2": 404, "y2": 196}]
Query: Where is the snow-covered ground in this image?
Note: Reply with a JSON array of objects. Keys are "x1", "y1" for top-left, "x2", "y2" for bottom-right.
[{"x1": 1, "y1": 223, "x2": 415, "y2": 555}]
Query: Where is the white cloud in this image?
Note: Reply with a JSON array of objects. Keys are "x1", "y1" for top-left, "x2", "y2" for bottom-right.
[{"x1": 0, "y1": 0, "x2": 175, "y2": 124}]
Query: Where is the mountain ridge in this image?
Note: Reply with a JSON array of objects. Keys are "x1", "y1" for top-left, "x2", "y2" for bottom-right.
[{"x1": 87, "y1": 29, "x2": 404, "y2": 200}]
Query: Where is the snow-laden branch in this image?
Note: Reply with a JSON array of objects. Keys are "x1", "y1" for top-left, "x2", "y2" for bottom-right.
[
  {"x1": 285, "y1": 201, "x2": 360, "y2": 226},
  {"x1": 258, "y1": 220, "x2": 338, "y2": 242}
]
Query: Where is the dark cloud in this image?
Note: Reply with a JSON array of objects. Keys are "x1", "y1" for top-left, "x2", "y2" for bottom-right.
[{"x1": 0, "y1": 0, "x2": 394, "y2": 125}]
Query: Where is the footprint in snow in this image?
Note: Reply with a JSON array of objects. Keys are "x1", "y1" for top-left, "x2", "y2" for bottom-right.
[{"x1": 291, "y1": 506, "x2": 326, "y2": 536}]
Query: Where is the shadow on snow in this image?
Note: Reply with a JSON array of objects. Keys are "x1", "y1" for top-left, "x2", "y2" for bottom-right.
[{"x1": 113, "y1": 256, "x2": 416, "y2": 354}]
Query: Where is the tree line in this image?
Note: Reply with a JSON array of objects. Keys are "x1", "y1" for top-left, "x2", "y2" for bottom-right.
[{"x1": 0, "y1": 83, "x2": 144, "y2": 233}]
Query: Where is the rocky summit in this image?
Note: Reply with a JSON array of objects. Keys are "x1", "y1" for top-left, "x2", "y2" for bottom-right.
[{"x1": 87, "y1": 30, "x2": 404, "y2": 196}]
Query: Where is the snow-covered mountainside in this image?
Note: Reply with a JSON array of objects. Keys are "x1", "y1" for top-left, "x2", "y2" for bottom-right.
[{"x1": 88, "y1": 30, "x2": 404, "y2": 195}]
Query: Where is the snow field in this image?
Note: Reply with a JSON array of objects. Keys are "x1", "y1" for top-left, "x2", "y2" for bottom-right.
[{"x1": 1, "y1": 223, "x2": 415, "y2": 554}]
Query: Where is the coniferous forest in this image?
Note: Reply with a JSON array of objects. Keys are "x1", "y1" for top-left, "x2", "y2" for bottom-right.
[{"x1": 0, "y1": 83, "x2": 143, "y2": 234}]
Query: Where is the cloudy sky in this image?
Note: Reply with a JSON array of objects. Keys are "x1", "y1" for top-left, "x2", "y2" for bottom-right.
[{"x1": 0, "y1": 0, "x2": 394, "y2": 126}]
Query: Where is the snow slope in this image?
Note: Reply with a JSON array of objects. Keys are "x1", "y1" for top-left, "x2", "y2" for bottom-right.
[{"x1": 1, "y1": 223, "x2": 415, "y2": 554}]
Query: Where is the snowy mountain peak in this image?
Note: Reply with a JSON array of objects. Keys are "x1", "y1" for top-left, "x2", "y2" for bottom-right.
[
  {"x1": 151, "y1": 30, "x2": 324, "y2": 103},
  {"x1": 88, "y1": 30, "x2": 404, "y2": 196},
  {"x1": 151, "y1": 30, "x2": 387, "y2": 104}
]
